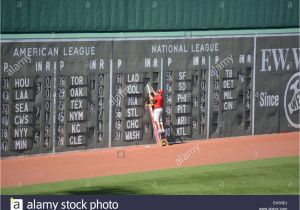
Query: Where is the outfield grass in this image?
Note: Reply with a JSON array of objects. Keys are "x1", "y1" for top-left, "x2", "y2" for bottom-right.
[{"x1": 1, "y1": 156, "x2": 299, "y2": 195}]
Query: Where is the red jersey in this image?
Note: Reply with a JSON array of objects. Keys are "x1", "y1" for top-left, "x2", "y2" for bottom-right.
[{"x1": 153, "y1": 95, "x2": 163, "y2": 108}]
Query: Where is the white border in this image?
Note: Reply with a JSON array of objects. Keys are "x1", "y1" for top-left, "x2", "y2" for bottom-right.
[
  {"x1": 160, "y1": 58, "x2": 164, "y2": 89},
  {"x1": 52, "y1": 63, "x2": 57, "y2": 153},
  {"x1": 108, "y1": 59, "x2": 113, "y2": 148},
  {"x1": 1, "y1": 33, "x2": 298, "y2": 43},
  {"x1": 251, "y1": 34, "x2": 257, "y2": 135},
  {"x1": 206, "y1": 56, "x2": 211, "y2": 139}
]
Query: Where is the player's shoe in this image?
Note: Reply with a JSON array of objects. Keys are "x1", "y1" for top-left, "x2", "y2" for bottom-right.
[{"x1": 161, "y1": 139, "x2": 169, "y2": 146}]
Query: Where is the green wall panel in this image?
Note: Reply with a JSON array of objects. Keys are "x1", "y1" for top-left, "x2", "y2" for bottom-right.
[{"x1": 1, "y1": 0, "x2": 299, "y2": 33}]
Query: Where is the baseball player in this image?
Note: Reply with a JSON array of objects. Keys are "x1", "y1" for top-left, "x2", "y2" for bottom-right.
[{"x1": 150, "y1": 89, "x2": 165, "y2": 133}]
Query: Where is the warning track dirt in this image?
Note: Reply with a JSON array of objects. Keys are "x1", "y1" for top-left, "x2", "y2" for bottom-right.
[{"x1": 1, "y1": 132, "x2": 299, "y2": 188}]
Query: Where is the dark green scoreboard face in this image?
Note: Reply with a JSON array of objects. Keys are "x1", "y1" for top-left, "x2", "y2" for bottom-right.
[{"x1": 1, "y1": 35, "x2": 299, "y2": 157}]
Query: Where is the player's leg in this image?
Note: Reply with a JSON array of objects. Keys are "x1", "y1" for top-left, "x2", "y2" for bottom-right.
[
  {"x1": 158, "y1": 108, "x2": 164, "y2": 132},
  {"x1": 156, "y1": 121, "x2": 162, "y2": 132},
  {"x1": 154, "y1": 109, "x2": 162, "y2": 132},
  {"x1": 160, "y1": 122, "x2": 164, "y2": 132}
]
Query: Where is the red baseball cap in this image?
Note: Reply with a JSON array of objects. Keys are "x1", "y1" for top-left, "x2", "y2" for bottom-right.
[{"x1": 158, "y1": 89, "x2": 164, "y2": 94}]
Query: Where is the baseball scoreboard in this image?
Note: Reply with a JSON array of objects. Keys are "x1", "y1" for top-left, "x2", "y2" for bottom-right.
[{"x1": 1, "y1": 34, "x2": 299, "y2": 157}]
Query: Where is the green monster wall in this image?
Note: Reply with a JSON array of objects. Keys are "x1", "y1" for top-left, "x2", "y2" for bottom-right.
[
  {"x1": 1, "y1": 0, "x2": 299, "y2": 33},
  {"x1": 1, "y1": 0, "x2": 299, "y2": 157},
  {"x1": 1, "y1": 32, "x2": 299, "y2": 157}
]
